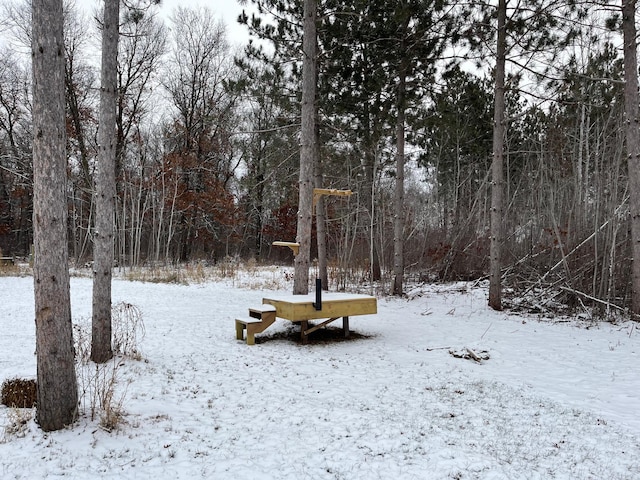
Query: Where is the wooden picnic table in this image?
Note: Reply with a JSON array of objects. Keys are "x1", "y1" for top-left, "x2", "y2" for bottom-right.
[{"x1": 262, "y1": 292, "x2": 377, "y2": 344}]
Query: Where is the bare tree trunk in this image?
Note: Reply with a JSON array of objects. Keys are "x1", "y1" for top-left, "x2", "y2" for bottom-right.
[
  {"x1": 92, "y1": 0, "x2": 119, "y2": 363},
  {"x1": 363, "y1": 144, "x2": 382, "y2": 282},
  {"x1": 392, "y1": 70, "x2": 406, "y2": 296},
  {"x1": 313, "y1": 58, "x2": 327, "y2": 289},
  {"x1": 133, "y1": 173, "x2": 149, "y2": 266},
  {"x1": 489, "y1": 0, "x2": 507, "y2": 311},
  {"x1": 315, "y1": 145, "x2": 328, "y2": 290},
  {"x1": 154, "y1": 171, "x2": 167, "y2": 263},
  {"x1": 293, "y1": 0, "x2": 317, "y2": 295},
  {"x1": 165, "y1": 171, "x2": 179, "y2": 262},
  {"x1": 622, "y1": 0, "x2": 640, "y2": 315},
  {"x1": 31, "y1": 0, "x2": 78, "y2": 431}
]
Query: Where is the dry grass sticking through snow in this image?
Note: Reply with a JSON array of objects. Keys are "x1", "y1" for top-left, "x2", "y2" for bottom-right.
[{"x1": 74, "y1": 301, "x2": 144, "y2": 431}]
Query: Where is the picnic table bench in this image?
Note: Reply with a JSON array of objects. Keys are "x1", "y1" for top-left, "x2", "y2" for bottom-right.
[
  {"x1": 236, "y1": 292, "x2": 377, "y2": 345},
  {"x1": 0, "y1": 257, "x2": 15, "y2": 266}
]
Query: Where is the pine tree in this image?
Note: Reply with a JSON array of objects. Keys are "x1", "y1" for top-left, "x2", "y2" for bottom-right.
[
  {"x1": 465, "y1": 0, "x2": 580, "y2": 310},
  {"x1": 32, "y1": 0, "x2": 78, "y2": 431},
  {"x1": 293, "y1": 0, "x2": 317, "y2": 294},
  {"x1": 92, "y1": 0, "x2": 120, "y2": 363},
  {"x1": 489, "y1": 0, "x2": 507, "y2": 310},
  {"x1": 622, "y1": 0, "x2": 640, "y2": 315}
]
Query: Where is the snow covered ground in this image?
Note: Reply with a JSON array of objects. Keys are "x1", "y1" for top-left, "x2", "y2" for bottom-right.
[{"x1": 1, "y1": 270, "x2": 639, "y2": 479}]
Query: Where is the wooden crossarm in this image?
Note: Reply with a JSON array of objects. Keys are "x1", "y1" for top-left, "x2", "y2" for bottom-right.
[
  {"x1": 303, "y1": 317, "x2": 339, "y2": 336},
  {"x1": 272, "y1": 241, "x2": 300, "y2": 256},
  {"x1": 313, "y1": 188, "x2": 353, "y2": 208}
]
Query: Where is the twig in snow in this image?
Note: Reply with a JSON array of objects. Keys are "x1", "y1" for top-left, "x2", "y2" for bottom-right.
[{"x1": 480, "y1": 323, "x2": 492, "y2": 340}]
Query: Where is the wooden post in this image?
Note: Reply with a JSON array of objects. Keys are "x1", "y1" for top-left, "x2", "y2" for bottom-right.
[
  {"x1": 235, "y1": 321, "x2": 244, "y2": 341},
  {"x1": 300, "y1": 320, "x2": 309, "y2": 345}
]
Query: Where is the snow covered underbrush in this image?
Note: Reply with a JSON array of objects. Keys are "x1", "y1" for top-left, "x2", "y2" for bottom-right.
[{"x1": 1, "y1": 275, "x2": 639, "y2": 479}]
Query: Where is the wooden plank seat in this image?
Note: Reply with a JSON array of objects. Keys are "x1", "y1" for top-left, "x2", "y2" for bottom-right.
[
  {"x1": 235, "y1": 304, "x2": 277, "y2": 345},
  {"x1": 0, "y1": 257, "x2": 15, "y2": 266}
]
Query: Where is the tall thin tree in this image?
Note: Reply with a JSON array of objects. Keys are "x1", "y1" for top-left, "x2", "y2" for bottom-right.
[
  {"x1": 622, "y1": 0, "x2": 640, "y2": 315},
  {"x1": 92, "y1": 0, "x2": 120, "y2": 363},
  {"x1": 315, "y1": 124, "x2": 329, "y2": 290},
  {"x1": 293, "y1": 0, "x2": 317, "y2": 295},
  {"x1": 392, "y1": 64, "x2": 407, "y2": 296},
  {"x1": 31, "y1": 0, "x2": 78, "y2": 431},
  {"x1": 488, "y1": 0, "x2": 507, "y2": 311}
]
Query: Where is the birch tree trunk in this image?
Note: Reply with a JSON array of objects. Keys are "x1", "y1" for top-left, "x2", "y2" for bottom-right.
[
  {"x1": 91, "y1": 0, "x2": 119, "y2": 363},
  {"x1": 622, "y1": 0, "x2": 640, "y2": 315},
  {"x1": 31, "y1": 0, "x2": 78, "y2": 431},
  {"x1": 489, "y1": 0, "x2": 507, "y2": 311},
  {"x1": 293, "y1": 0, "x2": 317, "y2": 295}
]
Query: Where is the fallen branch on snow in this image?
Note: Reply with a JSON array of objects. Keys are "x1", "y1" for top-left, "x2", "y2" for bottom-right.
[{"x1": 449, "y1": 347, "x2": 490, "y2": 363}]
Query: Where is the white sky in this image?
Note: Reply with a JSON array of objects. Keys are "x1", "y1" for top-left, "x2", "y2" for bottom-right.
[
  {"x1": 0, "y1": 1, "x2": 255, "y2": 53},
  {"x1": 80, "y1": 0, "x2": 251, "y2": 46},
  {"x1": 151, "y1": 0, "x2": 251, "y2": 46}
]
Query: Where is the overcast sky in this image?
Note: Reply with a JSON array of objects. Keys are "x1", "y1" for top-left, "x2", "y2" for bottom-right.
[
  {"x1": 0, "y1": 1, "x2": 254, "y2": 52},
  {"x1": 80, "y1": 0, "x2": 251, "y2": 46},
  {"x1": 152, "y1": 0, "x2": 251, "y2": 45},
  {"x1": 0, "y1": 1, "x2": 255, "y2": 62}
]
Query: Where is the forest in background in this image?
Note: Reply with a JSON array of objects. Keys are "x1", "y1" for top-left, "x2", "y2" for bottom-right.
[{"x1": 0, "y1": 0, "x2": 636, "y2": 315}]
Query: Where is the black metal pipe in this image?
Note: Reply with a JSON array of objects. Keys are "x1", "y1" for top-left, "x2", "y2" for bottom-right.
[{"x1": 313, "y1": 278, "x2": 322, "y2": 310}]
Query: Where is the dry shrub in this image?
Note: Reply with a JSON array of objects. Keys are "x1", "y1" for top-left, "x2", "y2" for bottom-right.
[
  {"x1": 183, "y1": 262, "x2": 207, "y2": 282},
  {"x1": 1, "y1": 407, "x2": 34, "y2": 442},
  {"x1": 212, "y1": 255, "x2": 240, "y2": 280},
  {"x1": 73, "y1": 301, "x2": 143, "y2": 431},
  {"x1": 77, "y1": 360, "x2": 128, "y2": 431},
  {"x1": 74, "y1": 302, "x2": 145, "y2": 363},
  {"x1": 245, "y1": 257, "x2": 259, "y2": 274},
  {"x1": 124, "y1": 266, "x2": 183, "y2": 284},
  {"x1": 73, "y1": 321, "x2": 92, "y2": 363},
  {"x1": 1, "y1": 378, "x2": 37, "y2": 408},
  {"x1": 124, "y1": 263, "x2": 213, "y2": 284},
  {"x1": 112, "y1": 302, "x2": 145, "y2": 360}
]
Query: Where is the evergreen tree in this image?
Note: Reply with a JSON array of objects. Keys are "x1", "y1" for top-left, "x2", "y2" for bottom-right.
[
  {"x1": 32, "y1": 0, "x2": 78, "y2": 431},
  {"x1": 621, "y1": 0, "x2": 640, "y2": 315},
  {"x1": 414, "y1": 67, "x2": 493, "y2": 279},
  {"x1": 293, "y1": 0, "x2": 317, "y2": 294},
  {"x1": 465, "y1": 0, "x2": 580, "y2": 310},
  {"x1": 92, "y1": 0, "x2": 119, "y2": 364}
]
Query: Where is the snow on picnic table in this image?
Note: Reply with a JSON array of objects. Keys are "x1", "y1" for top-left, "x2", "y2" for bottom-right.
[{"x1": 1, "y1": 274, "x2": 639, "y2": 479}]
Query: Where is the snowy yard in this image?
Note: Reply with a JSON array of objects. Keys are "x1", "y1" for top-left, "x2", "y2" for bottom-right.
[{"x1": 1, "y1": 272, "x2": 639, "y2": 479}]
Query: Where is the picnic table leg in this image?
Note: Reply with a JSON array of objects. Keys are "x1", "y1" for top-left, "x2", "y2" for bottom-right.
[
  {"x1": 343, "y1": 316, "x2": 350, "y2": 338},
  {"x1": 235, "y1": 320, "x2": 244, "y2": 341},
  {"x1": 300, "y1": 320, "x2": 309, "y2": 345}
]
